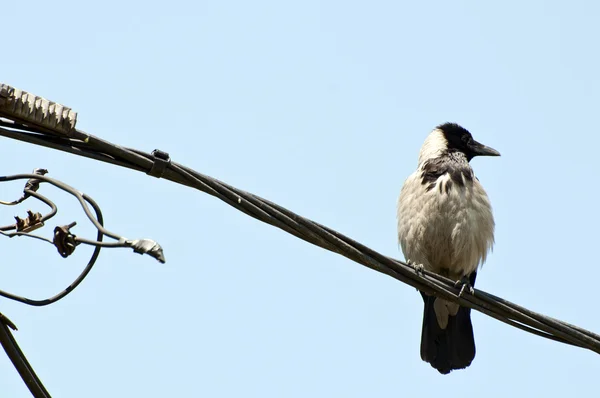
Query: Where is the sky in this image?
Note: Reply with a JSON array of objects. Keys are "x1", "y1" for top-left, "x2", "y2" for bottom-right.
[{"x1": 2, "y1": 0, "x2": 600, "y2": 396}]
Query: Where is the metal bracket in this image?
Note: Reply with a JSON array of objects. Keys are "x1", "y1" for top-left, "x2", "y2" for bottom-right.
[{"x1": 147, "y1": 149, "x2": 171, "y2": 178}]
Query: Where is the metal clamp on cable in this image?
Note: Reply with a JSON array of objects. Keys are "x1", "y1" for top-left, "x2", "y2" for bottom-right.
[
  {"x1": 53, "y1": 222, "x2": 78, "y2": 258},
  {"x1": 148, "y1": 149, "x2": 171, "y2": 178}
]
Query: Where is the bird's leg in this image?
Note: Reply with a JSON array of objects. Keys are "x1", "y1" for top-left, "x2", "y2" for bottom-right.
[
  {"x1": 407, "y1": 259, "x2": 425, "y2": 276},
  {"x1": 455, "y1": 275, "x2": 475, "y2": 297}
]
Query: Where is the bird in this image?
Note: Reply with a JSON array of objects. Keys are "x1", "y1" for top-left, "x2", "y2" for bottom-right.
[{"x1": 396, "y1": 122, "x2": 499, "y2": 374}]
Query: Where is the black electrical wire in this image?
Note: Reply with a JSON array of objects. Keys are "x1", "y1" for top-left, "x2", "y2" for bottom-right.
[
  {"x1": 0, "y1": 175, "x2": 105, "y2": 307},
  {"x1": 1, "y1": 115, "x2": 600, "y2": 398},
  {"x1": 0, "y1": 172, "x2": 165, "y2": 305},
  {"x1": 0, "y1": 120, "x2": 598, "y2": 354},
  {"x1": 0, "y1": 314, "x2": 51, "y2": 398}
]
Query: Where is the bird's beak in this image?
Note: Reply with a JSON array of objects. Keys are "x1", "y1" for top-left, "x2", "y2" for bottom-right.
[{"x1": 469, "y1": 140, "x2": 501, "y2": 157}]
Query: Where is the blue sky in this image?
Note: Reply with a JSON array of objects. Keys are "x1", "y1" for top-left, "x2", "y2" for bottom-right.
[{"x1": 2, "y1": 0, "x2": 600, "y2": 396}]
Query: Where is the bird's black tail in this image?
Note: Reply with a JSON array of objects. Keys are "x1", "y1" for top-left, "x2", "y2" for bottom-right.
[{"x1": 419, "y1": 292, "x2": 476, "y2": 374}]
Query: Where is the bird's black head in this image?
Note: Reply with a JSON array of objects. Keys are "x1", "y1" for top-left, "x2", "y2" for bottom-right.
[{"x1": 437, "y1": 122, "x2": 500, "y2": 161}]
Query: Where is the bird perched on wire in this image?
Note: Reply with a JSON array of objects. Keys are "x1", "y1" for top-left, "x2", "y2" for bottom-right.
[{"x1": 397, "y1": 123, "x2": 500, "y2": 374}]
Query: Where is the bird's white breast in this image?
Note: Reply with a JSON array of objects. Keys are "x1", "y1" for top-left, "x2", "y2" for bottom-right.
[{"x1": 397, "y1": 171, "x2": 494, "y2": 279}]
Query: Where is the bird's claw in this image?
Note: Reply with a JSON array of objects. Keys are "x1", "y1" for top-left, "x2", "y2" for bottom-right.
[
  {"x1": 455, "y1": 276, "x2": 474, "y2": 297},
  {"x1": 408, "y1": 259, "x2": 425, "y2": 276}
]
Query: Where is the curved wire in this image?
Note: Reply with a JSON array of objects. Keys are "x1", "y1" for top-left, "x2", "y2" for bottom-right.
[
  {"x1": 28, "y1": 190, "x2": 58, "y2": 223},
  {"x1": 0, "y1": 181, "x2": 104, "y2": 306}
]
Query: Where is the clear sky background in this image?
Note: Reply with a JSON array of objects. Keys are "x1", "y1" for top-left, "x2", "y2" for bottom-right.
[{"x1": 2, "y1": 0, "x2": 599, "y2": 397}]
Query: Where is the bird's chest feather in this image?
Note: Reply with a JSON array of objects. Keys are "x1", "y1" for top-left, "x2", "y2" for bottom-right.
[{"x1": 397, "y1": 167, "x2": 495, "y2": 278}]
